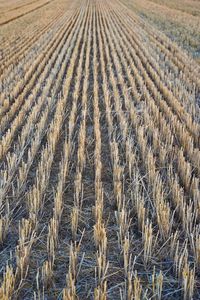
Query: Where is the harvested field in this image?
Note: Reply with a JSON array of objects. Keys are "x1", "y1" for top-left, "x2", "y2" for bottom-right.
[
  {"x1": 120, "y1": 0, "x2": 200, "y2": 62},
  {"x1": 0, "y1": 0, "x2": 200, "y2": 299}
]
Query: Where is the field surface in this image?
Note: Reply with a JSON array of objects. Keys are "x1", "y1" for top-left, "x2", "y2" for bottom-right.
[
  {"x1": 121, "y1": 0, "x2": 200, "y2": 63},
  {"x1": 0, "y1": 0, "x2": 200, "y2": 299}
]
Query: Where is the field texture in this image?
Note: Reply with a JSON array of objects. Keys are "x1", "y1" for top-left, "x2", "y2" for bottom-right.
[
  {"x1": 0, "y1": 0, "x2": 200, "y2": 299},
  {"x1": 120, "y1": 0, "x2": 200, "y2": 63}
]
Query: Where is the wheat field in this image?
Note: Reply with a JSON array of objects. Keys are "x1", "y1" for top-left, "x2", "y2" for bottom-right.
[{"x1": 0, "y1": 0, "x2": 200, "y2": 299}]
